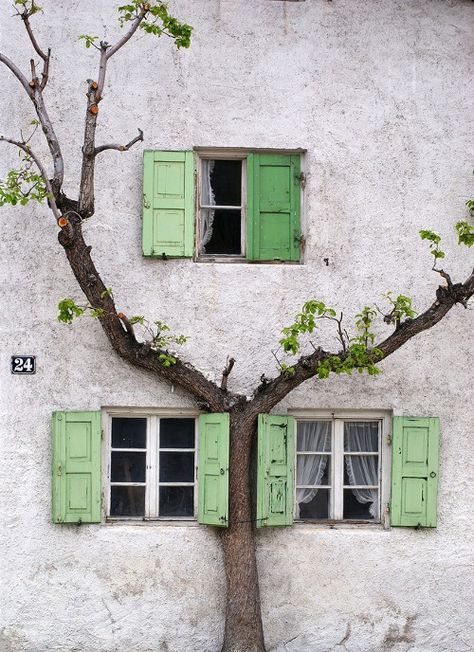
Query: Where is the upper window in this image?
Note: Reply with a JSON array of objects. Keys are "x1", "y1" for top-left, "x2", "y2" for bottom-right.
[
  {"x1": 142, "y1": 149, "x2": 303, "y2": 263},
  {"x1": 296, "y1": 418, "x2": 382, "y2": 522},
  {"x1": 108, "y1": 415, "x2": 196, "y2": 520},
  {"x1": 198, "y1": 157, "x2": 245, "y2": 257}
]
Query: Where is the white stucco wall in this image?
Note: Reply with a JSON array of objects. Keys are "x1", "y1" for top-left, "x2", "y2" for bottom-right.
[{"x1": 1, "y1": 1, "x2": 473, "y2": 650}]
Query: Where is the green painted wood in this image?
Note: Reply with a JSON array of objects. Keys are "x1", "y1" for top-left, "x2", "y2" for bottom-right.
[
  {"x1": 256, "y1": 414, "x2": 295, "y2": 527},
  {"x1": 391, "y1": 416, "x2": 439, "y2": 527},
  {"x1": 198, "y1": 413, "x2": 229, "y2": 527},
  {"x1": 142, "y1": 150, "x2": 194, "y2": 257},
  {"x1": 247, "y1": 154, "x2": 301, "y2": 262},
  {"x1": 52, "y1": 411, "x2": 101, "y2": 524}
]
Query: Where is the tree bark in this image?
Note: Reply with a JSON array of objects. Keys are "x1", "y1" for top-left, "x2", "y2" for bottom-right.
[{"x1": 221, "y1": 410, "x2": 265, "y2": 652}]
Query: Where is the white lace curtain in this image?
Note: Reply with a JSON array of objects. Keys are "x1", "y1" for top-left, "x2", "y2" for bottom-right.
[
  {"x1": 344, "y1": 422, "x2": 379, "y2": 518},
  {"x1": 199, "y1": 159, "x2": 215, "y2": 254},
  {"x1": 296, "y1": 421, "x2": 331, "y2": 517}
]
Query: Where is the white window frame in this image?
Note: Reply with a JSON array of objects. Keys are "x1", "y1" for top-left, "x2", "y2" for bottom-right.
[
  {"x1": 103, "y1": 408, "x2": 199, "y2": 521},
  {"x1": 196, "y1": 151, "x2": 248, "y2": 261},
  {"x1": 291, "y1": 410, "x2": 391, "y2": 527}
]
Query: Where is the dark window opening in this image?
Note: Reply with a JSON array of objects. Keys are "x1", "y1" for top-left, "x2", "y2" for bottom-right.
[{"x1": 201, "y1": 159, "x2": 242, "y2": 256}]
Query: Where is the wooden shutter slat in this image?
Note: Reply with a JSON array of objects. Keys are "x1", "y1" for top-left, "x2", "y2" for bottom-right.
[
  {"x1": 257, "y1": 414, "x2": 294, "y2": 527},
  {"x1": 52, "y1": 411, "x2": 101, "y2": 524},
  {"x1": 142, "y1": 150, "x2": 194, "y2": 257},
  {"x1": 197, "y1": 413, "x2": 229, "y2": 527},
  {"x1": 391, "y1": 416, "x2": 439, "y2": 528}
]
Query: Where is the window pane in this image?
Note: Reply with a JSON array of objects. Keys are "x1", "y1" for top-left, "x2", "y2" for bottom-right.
[
  {"x1": 110, "y1": 486, "x2": 145, "y2": 517},
  {"x1": 160, "y1": 418, "x2": 195, "y2": 448},
  {"x1": 202, "y1": 159, "x2": 241, "y2": 206},
  {"x1": 344, "y1": 489, "x2": 378, "y2": 520},
  {"x1": 344, "y1": 421, "x2": 378, "y2": 451},
  {"x1": 297, "y1": 421, "x2": 331, "y2": 451},
  {"x1": 201, "y1": 208, "x2": 241, "y2": 255},
  {"x1": 111, "y1": 451, "x2": 146, "y2": 482},
  {"x1": 344, "y1": 455, "x2": 379, "y2": 487},
  {"x1": 297, "y1": 455, "x2": 330, "y2": 486},
  {"x1": 296, "y1": 488, "x2": 329, "y2": 519},
  {"x1": 159, "y1": 451, "x2": 194, "y2": 482},
  {"x1": 159, "y1": 486, "x2": 194, "y2": 517},
  {"x1": 112, "y1": 417, "x2": 147, "y2": 448}
]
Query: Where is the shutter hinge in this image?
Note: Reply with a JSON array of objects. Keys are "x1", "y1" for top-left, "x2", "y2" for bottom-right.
[
  {"x1": 296, "y1": 172, "x2": 306, "y2": 189},
  {"x1": 101, "y1": 429, "x2": 104, "y2": 441},
  {"x1": 387, "y1": 434, "x2": 392, "y2": 445},
  {"x1": 386, "y1": 502, "x2": 390, "y2": 514}
]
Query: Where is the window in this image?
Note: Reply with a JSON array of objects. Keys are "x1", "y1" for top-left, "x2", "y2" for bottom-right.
[
  {"x1": 295, "y1": 417, "x2": 385, "y2": 522},
  {"x1": 108, "y1": 415, "x2": 197, "y2": 520},
  {"x1": 142, "y1": 149, "x2": 303, "y2": 262},
  {"x1": 198, "y1": 156, "x2": 245, "y2": 257}
]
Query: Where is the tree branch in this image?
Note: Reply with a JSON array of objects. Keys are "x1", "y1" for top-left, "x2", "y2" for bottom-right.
[
  {"x1": 251, "y1": 271, "x2": 474, "y2": 414},
  {"x1": 78, "y1": 8, "x2": 148, "y2": 218},
  {"x1": 56, "y1": 216, "x2": 234, "y2": 412},
  {"x1": 21, "y1": 11, "x2": 48, "y2": 62},
  {"x1": 0, "y1": 136, "x2": 61, "y2": 221},
  {"x1": 94, "y1": 128, "x2": 143, "y2": 156},
  {"x1": 221, "y1": 357, "x2": 235, "y2": 391},
  {"x1": 106, "y1": 9, "x2": 148, "y2": 61},
  {"x1": 0, "y1": 41, "x2": 63, "y2": 196},
  {"x1": 0, "y1": 52, "x2": 33, "y2": 97}
]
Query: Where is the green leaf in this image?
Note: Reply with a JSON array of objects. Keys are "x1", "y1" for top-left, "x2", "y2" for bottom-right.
[{"x1": 455, "y1": 220, "x2": 474, "y2": 247}]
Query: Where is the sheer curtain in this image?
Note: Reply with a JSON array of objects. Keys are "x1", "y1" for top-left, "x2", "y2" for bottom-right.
[
  {"x1": 344, "y1": 422, "x2": 379, "y2": 518},
  {"x1": 199, "y1": 160, "x2": 215, "y2": 254},
  {"x1": 296, "y1": 421, "x2": 331, "y2": 517}
]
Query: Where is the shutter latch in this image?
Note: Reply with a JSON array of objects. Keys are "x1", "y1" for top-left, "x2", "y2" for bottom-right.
[
  {"x1": 296, "y1": 172, "x2": 306, "y2": 189},
  {"x1": 143, "y1": 194, "x2": 150, "y2": 209}
]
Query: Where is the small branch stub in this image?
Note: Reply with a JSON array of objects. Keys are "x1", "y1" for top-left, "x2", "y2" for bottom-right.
[
  {"x1": 221, "y1": 357, "x2": 235, "y2": 391},
  {"x1": 57, "y1": 216, "x2": 68, "y2": 228},
  {"x1": 89, "y1": 104, "x2": 99, "y2": 115}
]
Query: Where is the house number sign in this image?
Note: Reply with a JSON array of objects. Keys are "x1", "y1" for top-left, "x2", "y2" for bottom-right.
[{"x1": 11, "y1": 355, "x2": 36, "y2": 375}]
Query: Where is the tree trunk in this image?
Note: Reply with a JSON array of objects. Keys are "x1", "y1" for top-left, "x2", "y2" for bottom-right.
[{"x1": 221, "y1": 411, "x2": 265, "y2": 652}]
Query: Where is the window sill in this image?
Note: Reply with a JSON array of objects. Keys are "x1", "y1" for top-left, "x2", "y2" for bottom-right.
[
  {"x1": 294, "y1": 519, "x2": 387, "y2": 530},
  {"x1": 195, "y1": 257, "x2": 302, "y2": 265},
  {"x1": 105, "y1": 517, "x2": 201, "y2": 527}
]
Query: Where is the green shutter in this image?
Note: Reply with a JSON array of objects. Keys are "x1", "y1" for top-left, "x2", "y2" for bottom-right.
[
  {"x1": 52, "y1": 411, "x2": 101, "y2": 524},
  {"x1": 391, "y1": 416, "x2": 439, "y2": 528},
  {"x1": 257, "y1": 414, "x2": 294, "y2": 527},
  {"x1": 198, "y1": 413, "x2": 229, "y2": 527},
  {"x1": 247, "y1": 153, "x2": 301, "y2": 262},
  {"x1": 142, "y1": 150, "x2": 194, "y2": 257}
]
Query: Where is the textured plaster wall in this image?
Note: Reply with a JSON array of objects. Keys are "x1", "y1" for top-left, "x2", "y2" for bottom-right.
[{"x1": 0, "y1": 0, "x2": 473, "y2": 650}]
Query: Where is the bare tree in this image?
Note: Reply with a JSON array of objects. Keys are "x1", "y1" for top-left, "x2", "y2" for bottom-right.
[{"x1": 1, "y1": 3, "x2": 473, "y2": 651}]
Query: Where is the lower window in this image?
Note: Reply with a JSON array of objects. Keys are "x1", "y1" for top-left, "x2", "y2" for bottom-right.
[
  {"x1": 108, "y1": 415, "x2": 196, "y2": 519},
  {"x1": 296, "y1": 418, "x2": 382, "y2": 521}
]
